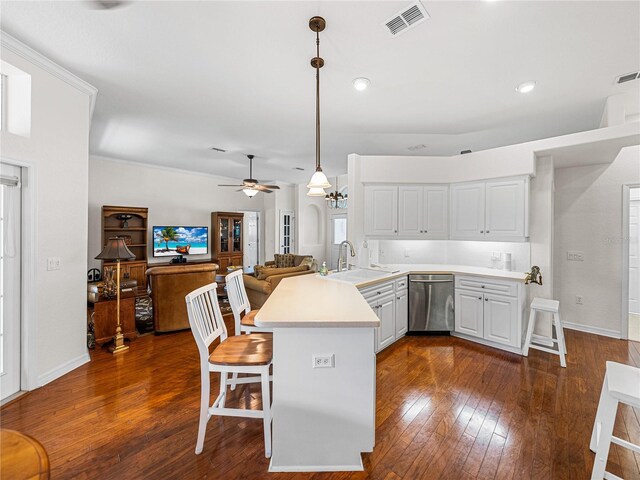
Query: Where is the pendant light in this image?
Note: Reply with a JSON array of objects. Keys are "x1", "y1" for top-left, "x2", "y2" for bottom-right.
[{"x1": 307, "y1": 16, "x2": 332, "y2": 196}]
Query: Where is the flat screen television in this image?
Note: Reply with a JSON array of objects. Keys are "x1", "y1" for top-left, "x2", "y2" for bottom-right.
[{"x1": 153, "y1": 226, "x2": 208, "y2": 257}]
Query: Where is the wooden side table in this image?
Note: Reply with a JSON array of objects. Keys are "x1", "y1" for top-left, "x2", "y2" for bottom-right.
[
  {"x1": 88, "y1": 290, "x2": 137, "y2": 346},
  {"x1": 0, "y1": 429, "x2": 50, "y2": 480}
]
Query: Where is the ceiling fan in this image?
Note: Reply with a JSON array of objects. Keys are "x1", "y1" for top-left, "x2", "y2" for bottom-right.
[{"x1": 218, "y1": 155, "x2": 280, "y2": 197}]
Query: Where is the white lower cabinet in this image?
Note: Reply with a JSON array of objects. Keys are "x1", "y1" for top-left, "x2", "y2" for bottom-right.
[
  {"x1": 454, "y1": 290, "x2": 484, "y2": 337},
  {"x1": 361, "y1": 277, "x2": 408, "y2": 353},
  {"x1": 395, "y1": 289, "x2": 408, "y2": 338},
  {"x1": 454, "y1": 276, "x2": 524, "y2": 353}
]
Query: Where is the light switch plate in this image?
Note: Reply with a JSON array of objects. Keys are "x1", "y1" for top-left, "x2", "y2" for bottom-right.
[{"x1": 47, "y1": 257, "x2": 61, "y2": 271}]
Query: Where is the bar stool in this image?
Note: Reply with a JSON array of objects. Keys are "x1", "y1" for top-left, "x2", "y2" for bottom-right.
[
  {"x1": 523, "y1": 297, "x2": 567, "y2": 367},
  {"x1": 590, "y1": 361, "x2": 640, "y2": 479},
  {"x1": 186, "y1": 283, "x2": 273, "y2": 458},
  {"x1": 226, "y1": 269, "x2": 273, "y2": 335}
]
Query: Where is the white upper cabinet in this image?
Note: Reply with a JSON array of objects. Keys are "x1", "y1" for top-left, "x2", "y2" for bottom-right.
[
  {"x1": 450, "y1": 177, "x2": 528, "y2": 241},
  {"x1": 364, "y1": 186, "x2": 398, "y2": 236},
  {"x1": 485, "y1": 179, "x2": 525, "y2": 240},
  {"x1": 398, "y1": 187, "x2": 422, "y2": 235},
  {"x1": 423, "y1": 186, "x2": 449, "y2": 238},
  {"x1": 450, "y1": 182, "x2": 486, "y2": 239}
]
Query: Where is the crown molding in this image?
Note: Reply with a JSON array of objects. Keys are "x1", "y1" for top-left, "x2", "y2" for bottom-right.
[{"x1": 0, "y1": 30, "x2": 98, "y2": 122}]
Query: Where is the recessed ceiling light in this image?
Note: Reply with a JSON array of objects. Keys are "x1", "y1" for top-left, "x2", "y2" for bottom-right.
[
  {"x1": 353, "y1": 77, "x2": 371, "y2": 91},
  {"x1": 516, "y1": 81, "x2": 536, "y2": 93}
]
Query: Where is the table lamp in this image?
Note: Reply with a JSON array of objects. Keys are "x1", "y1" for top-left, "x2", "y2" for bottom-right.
[{"x1": 95, "y1": 237, "x2": 136, "y2": 354}]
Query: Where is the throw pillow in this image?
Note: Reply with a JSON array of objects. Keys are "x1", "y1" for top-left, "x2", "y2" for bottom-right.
[
  {"x1": 256, "y1": 265, "x2": 307, "y2": 280},
  {"x1": 274, "y1": 253, "x2": 296, "y2": 268},
  {"x1": 298, "y1": 256, "x2": 314, "y2": 269}
]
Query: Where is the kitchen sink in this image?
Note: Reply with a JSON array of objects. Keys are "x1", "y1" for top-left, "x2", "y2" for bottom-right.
[{"x1": 321, "y1": 268, "x2": 396, "y2": 285}]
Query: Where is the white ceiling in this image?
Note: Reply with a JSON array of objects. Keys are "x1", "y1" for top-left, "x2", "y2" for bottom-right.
[{"x1": 1, "y1": 1, "x2": 639, "y2": 183}]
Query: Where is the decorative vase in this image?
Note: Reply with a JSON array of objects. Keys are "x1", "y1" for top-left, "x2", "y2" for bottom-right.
[{"x1": 103, "y1": 267, "x2": 117, "y2": 299}]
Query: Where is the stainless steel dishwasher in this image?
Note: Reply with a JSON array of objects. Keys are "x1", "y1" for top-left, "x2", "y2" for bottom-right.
[{"x1": 408, "y1": 274, "x2": 454, "y2": 334}]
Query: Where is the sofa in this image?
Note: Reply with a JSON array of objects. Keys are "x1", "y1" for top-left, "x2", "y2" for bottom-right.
[
  {"x1": 146, "y1": 263, "x2": 218, "y2": 332},
  {"x1": 243, "y1": 254, "x2": 316, "y2": 308}
]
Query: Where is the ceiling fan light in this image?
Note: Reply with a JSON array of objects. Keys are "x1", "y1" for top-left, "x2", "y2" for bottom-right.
[
  {"x1": 243, "y1": 188, "x2": 259, "y2": 197},
  {"x1": 307, "y1": 187, "x2": 327, "y2": 197},
  {"x1": 307, "y1": 170, "x2": 331, "y2": 189}
]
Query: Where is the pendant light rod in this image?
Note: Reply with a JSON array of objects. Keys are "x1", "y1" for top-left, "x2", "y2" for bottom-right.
[
  {"x1": 315, "y1": 28, "x2": 321, "y2": 173},
  {"x1": 247, "y1": 154, "x2": 254, "y2": 179}
]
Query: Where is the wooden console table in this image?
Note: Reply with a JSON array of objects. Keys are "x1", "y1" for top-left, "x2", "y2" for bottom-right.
[{"x1": 88, "y1": 290, "x2": 137, "y2": 346}]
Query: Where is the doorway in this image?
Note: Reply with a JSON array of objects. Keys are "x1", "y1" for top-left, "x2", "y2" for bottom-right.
[
  {"x1": 1, "y1": 163, "x2": 22, "y2": 401},
  {"x1": 629, "y1": 186, "x2": 640, "y2": 341},
  {"x1": 329, "y1": 213, "x2": 348, "y2": 270},
  {"x1": 241, "y1": 211, "x2": 260, "y2": 272},
  {"x1": 279, "y1": 210, "x2": 295, "y2": 254}
]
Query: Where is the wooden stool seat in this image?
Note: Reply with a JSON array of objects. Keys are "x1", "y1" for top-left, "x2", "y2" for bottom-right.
[
  {"x1": 240, "y1": 309, "x2": 259, "y2": 327},
  {"x1": 523, "y1": 297, "x2": 567, "y2": 368},
  {"x1": 591, "y1": 361, "x2": 640, "y2": 479},
  {"x1": 208, "y1": 333, "x2": 273, "y2": 366},
  {"x1": 530, "y1": 297, "x2": 559, "y2": 313},
  {"x1": 0, "y1": 429, "x2": 50, "y2": 480}
]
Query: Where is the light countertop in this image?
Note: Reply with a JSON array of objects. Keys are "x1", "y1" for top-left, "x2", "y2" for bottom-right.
[{"x1": 254, "y1": 274, "x2": 381, "y2": 328}]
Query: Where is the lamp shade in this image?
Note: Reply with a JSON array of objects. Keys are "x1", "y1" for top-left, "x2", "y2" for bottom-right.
[
  {"x1": 95, "y1": 237, "x2": 136, "y2": 261},
  {"x1": 307, "y1": 170, "x2": 331, "y2": 189},
  {"x1": 307, "y1": 186, "x2": 327, "y2": 197}
]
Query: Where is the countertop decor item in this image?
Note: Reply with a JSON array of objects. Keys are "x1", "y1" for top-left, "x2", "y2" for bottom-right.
[
  {"x1": 95, "y1": 236, "x2": 136, "y2": 354},
  {"x1": 524, "y1": 265, "x2": 543, "y2": 285},
  {"x1": 116, "y1": 214, "x2": 132, "y2": 228},
  {"x1": 306, "y1": 16, "x2": 332, "y2": 196}
]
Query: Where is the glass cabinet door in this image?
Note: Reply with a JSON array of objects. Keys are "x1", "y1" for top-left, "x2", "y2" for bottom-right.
[
  {"x1": 232, "y1": 218, "x2": 242, "y2": 253},
  {"x1": 219, "y1": 218, "x2": 229, "y2": 253}
]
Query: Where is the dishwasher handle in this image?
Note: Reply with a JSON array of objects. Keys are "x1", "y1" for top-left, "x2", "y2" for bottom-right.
[{"x1": 410, "y1": 279, "x2": 453, "y2": 284}]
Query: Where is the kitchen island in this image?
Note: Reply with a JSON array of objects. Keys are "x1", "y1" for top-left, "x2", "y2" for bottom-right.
[{"x1": 254, "y1": 274, "x2": 380, "y2": 472}]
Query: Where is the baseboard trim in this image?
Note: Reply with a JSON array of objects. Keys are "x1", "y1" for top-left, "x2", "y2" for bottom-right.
[
  {"x1": 37, "y1": 352, "x2": 90, "y2": 387},
  {"x1": 451, "y1": 332, "x2": 523, "y2": 356},
  {"x1": 562, "y1": 321, "x2": 621, "y2": 340},
  {"x1": 268, "y1": 457, "x2": 364, "y2": 472}
]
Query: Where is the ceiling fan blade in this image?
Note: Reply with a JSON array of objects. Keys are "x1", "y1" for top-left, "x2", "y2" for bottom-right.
[
  {"x1": 257, "y1": 184, "x2": 280, "y2": 190},
  {"x1": 218, "y1": 184, "x2": 245, "y2": 187}
]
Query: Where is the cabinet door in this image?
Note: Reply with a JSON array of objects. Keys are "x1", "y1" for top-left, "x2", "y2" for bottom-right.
[
  {"x1": 219, "y1": 217, "x2": 230, "y2": 254},
  {"x1": 454, "y1": 290, "x2": 484, "y2": 337},
  {"x1": 127, "y1": 262, "x2": 147, "y2": 290},
  {"x1": 364, "y1": 186, "x2": 398, "y2": 236},
  {"x1": 398, "y1": 186, "x2": 423, "y2": 235},
  {"x1": 485, "y1": 179, "x2": 525, "y2": 239},
  {"x1": 395, "y1": 290, "x2": 408, "y2": 338},
  {"x1": 450, "y1": 182, "x2": 486, "y2": 239},
  {"x1": 377, "y1": 295, "x2": 396, "y2": 351},
  {"x1": 423, "y1": 186, "x2": 449, "y2": 238},
  {"x1": 483, "y1": 294, "x2": 518, "y2": 347},
  {"x1": 232, "y1": 217, "x2": 243, "y2": 254},
  {"x1": 230, "y1": 255, "x2": 243, "y2": 267}
]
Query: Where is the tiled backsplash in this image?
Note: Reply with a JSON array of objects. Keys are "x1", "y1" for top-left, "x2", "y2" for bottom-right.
[{"x1": 374, "y1": 240, "x2": 531, "y2": 272}]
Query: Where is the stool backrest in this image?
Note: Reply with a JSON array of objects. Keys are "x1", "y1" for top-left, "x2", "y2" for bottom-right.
[
  {"x1": 226, "y1": 269, "x2": 251, "y2": 335},
  {"x1": 185, "y1": 283, "x2": 227, "y2": 361}
]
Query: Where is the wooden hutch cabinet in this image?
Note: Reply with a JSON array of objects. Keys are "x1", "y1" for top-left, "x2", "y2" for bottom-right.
[
  {"x1": 211, "y1": 212, "x2": 243, "y2": 271},
  {"x1": 101, "y1": 205, "x2": 149, "y2": 294}
]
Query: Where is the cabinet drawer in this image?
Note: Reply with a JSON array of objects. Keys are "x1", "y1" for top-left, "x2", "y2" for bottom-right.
[
  {"x1": 455, "y1": 275, "x2": 518, "y2": 297},
  {"x1": 395, "y1": 277, "x2": 408, "y2": 292},
  {"x1": 360, "y1": 281, "x2": 395, "y2": 300}
]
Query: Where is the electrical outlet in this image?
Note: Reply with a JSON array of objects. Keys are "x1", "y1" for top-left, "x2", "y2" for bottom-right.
[
  {"x1": 47, "y1": 257, "x2": 61, "y2": 271},
  {"x1": 567, "y1": 251, "x2": 585, "y2": 261},
  {"x1": 575, "y1": 295, "x2": 584, "y2": 305},
  {"x1": 312, "y1": 354, "x2": 335, "y2": 369}
]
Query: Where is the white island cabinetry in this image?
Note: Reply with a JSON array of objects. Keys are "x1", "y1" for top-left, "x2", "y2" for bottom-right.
[{"x1": 359, "y1": 277, "x2": 408, "y2": 352}]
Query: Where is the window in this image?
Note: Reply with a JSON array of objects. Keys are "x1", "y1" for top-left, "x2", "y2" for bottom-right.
[{"x1": 332, "y1": 217, "x2": 347, "y2": 245}]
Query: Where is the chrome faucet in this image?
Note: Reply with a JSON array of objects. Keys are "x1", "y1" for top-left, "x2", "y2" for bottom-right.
[{"x1": 337, "y1": 240, "x2": 356, "y2": 272}]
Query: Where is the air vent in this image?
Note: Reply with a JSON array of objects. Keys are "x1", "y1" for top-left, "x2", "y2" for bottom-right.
[
  {"x1": 383, "y1": 1, "x2": 430, "y2": 37},
  {"x1": 209, "y1": 146, "x2": 226, "y2": 152},
  {"x1": 616, "y1": 71, "x2": 640, "y2": 84},
  {"x1": 407, "y1": 144, "x2": 427, "y2": 151},
  {"x1": 293, "y1": 167, "x2": 305, "y2": 171}
]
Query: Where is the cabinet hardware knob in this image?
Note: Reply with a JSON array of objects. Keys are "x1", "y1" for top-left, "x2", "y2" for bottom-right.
[
  {"x1": 485, "y1": 298, "x2": 488, "y2": 301},
  {"x1": 481, "y1": 285, "x2": 485, "y2": 288},
  {"x1": 478, "y1": 297, "x2": 482, "y2": 300},
  {"x1": 486, "y1": 230, "x2": 490, "y2": 233},
  {"x1": 377, "y1": 291, "x2": 381, "y2": 295},
  {"x1": 397, "y1": 297, "x2": 400, "y2": 300},
  {"x1": 480, "y1": 230, "x2": 484, "y2": 233},
  {"x1": 395, "y1": 230, "x2": 398, "y2": 233}
]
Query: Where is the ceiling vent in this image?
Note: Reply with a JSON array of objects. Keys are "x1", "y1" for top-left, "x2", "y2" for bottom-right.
[
  {"x1": 407, "y1": 143, "x2": 427, "y2": 151},
  {"x1": 209, "y1": 147, "x2": 227, "y2": 152},
  {"x1": 383, "y1": 1, "x2": 430, "y2": 37},
  {"x1": 616, "y1": 71, "x2": 640, "y2": 84}
]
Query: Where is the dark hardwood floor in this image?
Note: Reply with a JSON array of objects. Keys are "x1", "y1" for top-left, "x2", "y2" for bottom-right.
[{"x1": 2, "y1": 324, "x2": 640, "y2": 479}]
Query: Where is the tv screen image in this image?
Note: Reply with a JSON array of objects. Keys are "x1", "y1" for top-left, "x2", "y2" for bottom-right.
[{"x1": 153, "y1": 226, "x2": 208, "y2": 257}]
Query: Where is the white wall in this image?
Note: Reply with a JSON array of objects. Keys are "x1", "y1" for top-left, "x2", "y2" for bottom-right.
[
  {"x1": 376, "y1": 240, "x2": 531, "y2": 271},
  {"x1": 295, "y1": 184, "x2": 327, "y2": 262},
  {"x1": 88, "y1": 156, "x2": 265, "y2": 268},
  {"x1": 554, "y1": 146, "x2": 640, "y2": 337},
  {"x1": 0, "y1": 46, "x2": 93, "y2": 386}
]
